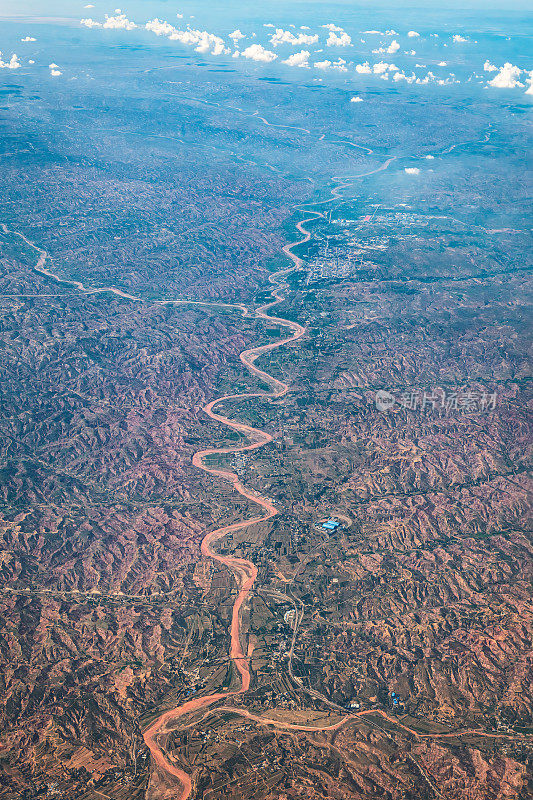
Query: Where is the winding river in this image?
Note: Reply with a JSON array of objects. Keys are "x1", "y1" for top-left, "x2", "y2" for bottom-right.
[
  {"x1": 3, "y1": 136, "x2": 526, "y2": 797},
  {"x1": 141, "y1": 210, "x2": 328, "y2": 799}
]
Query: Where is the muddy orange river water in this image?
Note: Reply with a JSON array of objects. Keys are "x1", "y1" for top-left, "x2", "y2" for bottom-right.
[{"x1": 141, "y1": 211, "x2": 330, "y2": 798}]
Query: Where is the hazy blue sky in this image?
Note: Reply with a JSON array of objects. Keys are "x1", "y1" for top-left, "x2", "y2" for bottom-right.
[{"x1": 2, "y1": 0, "x2": 533, "y2": 22}]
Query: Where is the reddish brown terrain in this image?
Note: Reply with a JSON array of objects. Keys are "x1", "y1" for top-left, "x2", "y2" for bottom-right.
[
  {"x1": 0, "y1": 187, "x2": 531, "y2": 799},
  {"x1": 0, "y1": 22, "x2": 531, "y2": 798}
]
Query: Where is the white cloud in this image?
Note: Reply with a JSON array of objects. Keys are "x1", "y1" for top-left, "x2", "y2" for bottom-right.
[
  {"x1": 50, "y1": 69, "x2": 62, "y2": 76},
  {"x1": 229, "y1": 29, "x2": 245, "y2": 42},
  {"x1": 0, "y1": 53, "x2": 21, "y2": 69},
  {"x1": 314, "y1": 58, "x2": 348, "y2": 72},
  {"x1": 394, "y1": 71, "x2": 416, "y2": 83},
  {"x1": 407, "y1": 49, "x2": 416, "y2": 55},
  {"x1": 282, "y1": 50, "x2": 310, "y2": 68},
  {"x1": 208, "y1": 38, "x2": 228, "y2": 56},
  {"x1": 355, "y1": 61, "x2": 371, "y2": 74},
  {"x1": 525, "y1": 70, "x2": 533, "y2": 95},
  {"x1": 242, "y1": 43, "x2": 277, "y2": 62},
  {"x1": 28, "y1": 59, "x2": 34, "y2": 64},
  {"x1": 407, "y1": 31, "x2": 420, "y2": 38},
  {"x1": 488, "y1": 62, "x2": 523, "y2": 88},
  {"x1": 21, "y1": 36, "x2": 36, "y2": 42},
  {"x1": 350, "y1": 96, "x2": 364, "y2": 102},
  {"x1": 405, "y1": 167, "x2": 420, "y2": 174},
  {"x1": 373, "y1": 39, "x2": 400, "y2": 55},
  {"x1": 301, "y1": 33, "x2": 320, "y2": 45},
  {"x1": 322, "y1": 24, "x2": 343, "y2": 32},
  {"x1": 49, "y1": 62, "x2": 59, "y2": 68},
  {"x1": 263, "y1": 23, "x2": 275, "y2": 29},
  {"x1": 191, "y1": 32, "x2": 229, "y2": 55},
  {"x1": 146, "y1": 19, "x2": 175, "y2": 36},
  {"x1": 452, "y1": 34, "x2": 467, "y2": 43},
  {"x1": 84, "y1": 4, "x2": 94, "y2": 7},
  {"x1": 438, "y1": 61, "x2": 447, "y2": 66},
  {"x1": 326, "y1": 30, "x2": 352, "y2": 47},
  {"x1": 385, "y1": 29, "x2": 398, "y2": 36},
  {"x1": 103, "y1": 13, "x2": 136, "y2": 30},
  {"x1": 270, "y1": 28, "x2": 318, "y2": 47},
  {"x1": 425, "y1": 155, "x2": 435, "y2": 159},
  {"x1": 416, "y1": 71, "x2": 436, "y2": 84},
  {"x1": 364, "y1": 30, "x2": 383, "y2": 35},
  {"x1": 373, "y1": 61, "x2": 397, "y2": 74},
  {"x1": 145, "y1": 21, "x2": 230, "y2": 56},
  {"x1": 81, "y1": 18, "x2": 101, "y2": 28},
  {"x1": 483, "y1": 60, "x2": 498, "y2": 72}
]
